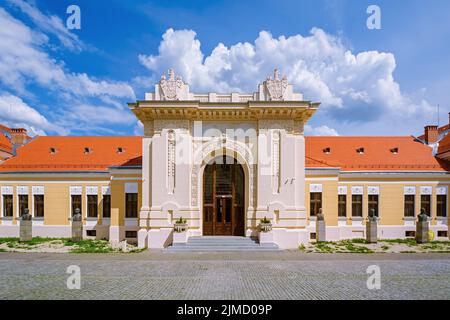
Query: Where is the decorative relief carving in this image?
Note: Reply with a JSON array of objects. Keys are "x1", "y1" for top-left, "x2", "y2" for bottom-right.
[
  {"x1": 264, "y1": 69, "x2": 288, "y2": 101},
  {"x1": 167, "y1": 130, "x2": 176, "y2": 194},
  {"x1": 190, "y1": 136, "x2": 256, "y2": 207},
  {"x1": 258, "y1": 119, "x2": 294, "y2": 133},
  {"x1": 159, "y1": 69, "x2": 184, "y2": 101},
  {"x1": 154, "y1": 120, "x2": 190, "y2": 134},
  {"x1": 143, "y1": 120, "x2": 154, "y2": 137},
  {"x1": 272, "y1": 130, "x2": 281, "y2": 194}
]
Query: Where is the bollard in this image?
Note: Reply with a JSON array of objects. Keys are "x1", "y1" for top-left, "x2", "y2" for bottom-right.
[
  {"x1": 20, "y1": 208, "x2": 32, "y2": 242},
  {"x1": 366, "y1": 208, "x2": 378, "y2": 243},
  {"x1": 416, "y1": 208, "x2": 429, "y2": 244},
  {"x1": 316, "y1": 208, "x2": 326, "y2": 242},
  {"x1": 71, "y1": 208, "x2": 83, "y2": 242}
]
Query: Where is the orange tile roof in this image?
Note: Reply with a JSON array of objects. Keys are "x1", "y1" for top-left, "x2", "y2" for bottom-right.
[
  {"x1": 417, "y1": 124, "x2": 449, "y2": 141},
  {"x1": 0, "y1": 135, "x2": 448, "y2": 173},
  {"x1": 305, "y1": 136, "x2": 449, "y2": 171},
  {"x1": 0, "y1": 133, "x2": 12, "y2": 154},
  {"x1": 438, "y1": 133, "x2": 450, "y2": 156},
  {"x1": 0, "y1": 136, "x2": 142, "y2": 172}
]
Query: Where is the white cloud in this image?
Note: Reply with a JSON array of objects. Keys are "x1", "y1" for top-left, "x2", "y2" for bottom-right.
[
  {"x1": 139, "y1": 28, "x2": 434, "y2": 125},
  {"x1": 305, "y1": 125, "x2": 339, "y2": 136},
  {"x1": 0, "y1": 7, "x2": 135, "y2": 100},
  {"x1": 0, "y1": 7, "x2": 136, "y2": 136},
  {"x1": 0, "y1": 93, "x2": 66, "y2": 135},
  {"x1": 6, "y1": 0, "x2": 84, "y2": 52}
]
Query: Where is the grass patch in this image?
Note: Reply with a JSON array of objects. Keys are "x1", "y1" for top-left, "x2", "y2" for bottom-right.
[
  {"x1": 0, "y1": 248, "x2": 7, "y2": 252},
  {"x1": 382, "y1": 238, "x2": 417, "y2": 246},
  {"x1": 314, "y1": 241, "x2": 335, "y2": 253},
  {"x1": 70, "y1": 240, "x2": 117, "y2": 253},
  {"x1": 350, "y1": 238, "x2": 367, "y2": 244},
  {"x1": 337, "y1": 240, "x2": 374, "y2": 253}
]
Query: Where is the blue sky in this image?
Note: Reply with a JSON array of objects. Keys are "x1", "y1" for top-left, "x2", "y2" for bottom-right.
[{"x1": 0, "y1": 0, "x2": 449, "y2": 137}]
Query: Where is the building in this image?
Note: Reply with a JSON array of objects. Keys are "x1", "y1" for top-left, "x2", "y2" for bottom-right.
[
  {"x1": 0, "y1": 125, "x2": 31, "y2": 162},
  {"x1": 0, "y1": 69, "x2": 448, "y2": 249}
]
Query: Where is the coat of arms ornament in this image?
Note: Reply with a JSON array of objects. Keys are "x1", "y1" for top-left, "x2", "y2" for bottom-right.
[
  {"x1": 160, "y1": 68, "x2": 184, "y2": 100},
  {"x1": 264, "y1": 68, "x2": 288, "y2": 101}
]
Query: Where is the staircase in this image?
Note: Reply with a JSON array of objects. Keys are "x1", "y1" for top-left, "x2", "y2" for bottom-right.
[{"x1": 166, "y1": 236, "x2": 279, "y2": 252}]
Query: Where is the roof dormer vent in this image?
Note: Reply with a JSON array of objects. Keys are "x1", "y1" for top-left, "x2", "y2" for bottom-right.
[
  {"x1": 117, "y1": 147, "x2": 124, "y2": 154},
  {"x1": 49, "y1": 147, "x2": 57, "y2": 154},
  {"x1": 356, "y1": 147, "x2": 365, "y2": 154},
  {"x1": 84, "y1": 147, "x2": 92, "y2": 154},
  {"x1": 323, "y1": 147, "x2": 331, "y2": 154},
  {"x1": 390, "y1": 148, "x2": 399, "y2": 154}
]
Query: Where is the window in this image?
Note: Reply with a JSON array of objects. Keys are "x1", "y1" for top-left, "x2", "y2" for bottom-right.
[
  {"x1": 310, "y1": 192, "x2": 322, "y2": 216},
  {"x1": 2, "y1": 195, "x2": 13, "y2": 217},
  {"x1": 368, "y1": 195, "x2": 379, "y2": 217},
  {"x1": 34, "y1": 195, "x2": 44, "y2": 218},
  {"x1": 102, "y1": 195, "x2": 111, "y2": 218},
  {"x1": 71, "y1": 195, "x2": 82, "y2": 216},
  {"x1": 404, "y1": 195, "x2": 415, "y2": 217},
  {"x1": 352, "y1": 195, "x2": 363, "y2": 217},
  {"x1": 87, "y1": 195, "x2": 98, "y2": 218},
  {"x1": 438, "y1": 231, "x2": 447, "y2": 237},
  {"x1": 421, "y1": 195, "x2": 431, "y2": 216},
  {"x1": 338, "y1": 195, "x2": 347, "y2": 217},
  {"x1": 125, "y1": 230, "x2": 137, "y2": 238},
  {"x1": 437, "y1": 195, "x2": 447, "y2": 217},
  {"x1": 125, "y1": 193, "x2": 138, "y2": 218},
  {"x1": 405, "y1": 231, "x2": 415, "y2": 238},
  {"x1": 18, "y1": 194, "x2": 28, "y2": 216},
  {"x1": 86, "y1": 230, "x2": 96, "y2": 237}
]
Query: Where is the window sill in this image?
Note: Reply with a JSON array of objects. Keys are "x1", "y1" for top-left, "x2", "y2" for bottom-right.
[
  {"x1": 350, "y1": 217, "x2": 363, "y2": 221},
  {"x1": 0, "y1": 217, "x2": 13, "y2": 221}
]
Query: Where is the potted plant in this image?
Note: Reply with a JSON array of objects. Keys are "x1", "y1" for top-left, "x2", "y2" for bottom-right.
[
  {"x1": 259, "y1": 216, "x2": 272, "y2": 232},
  {"x1": 174, "y1": 217, "x2": 188, "y2": 233}
]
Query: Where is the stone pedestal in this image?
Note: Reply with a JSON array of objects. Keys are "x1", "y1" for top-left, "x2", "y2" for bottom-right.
[
  {"x1": 72, "y1": 221, "x2": 83, "y2": 242},
  {"x1": 366, "y1": 220, "x2": 378, "y2": 243},
  {"x1": 316, "y1": 220, "x2": 326, "y2": 242},
  {"x1": 173, "y1": 230, "x2": 188, "y2": 244},
  {"x1": 416, "y1": 221, "x2": 429, "y2": 244},
  {"x1": 259, "y1": 230, "x2": 274, "y2": 244},
  {"x1": 20, "y1": 220, "x2": 32, "y2": 242}
]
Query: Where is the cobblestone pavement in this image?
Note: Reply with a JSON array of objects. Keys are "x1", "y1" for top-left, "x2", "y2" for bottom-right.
[{"x1": 0, "y1": 252, "x2": 449, "y2": 300}]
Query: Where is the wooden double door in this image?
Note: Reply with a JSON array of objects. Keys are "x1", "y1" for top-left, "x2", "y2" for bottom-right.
[{"x1": 203, "y1": 156, "x2": 245, "y2": 236}]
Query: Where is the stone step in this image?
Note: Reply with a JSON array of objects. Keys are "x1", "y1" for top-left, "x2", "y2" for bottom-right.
[
  {"x1": 166, "y1": 247, "x2": 280, "y2": 252},
  {"x1": 166, "y1": 236, "x2": 279, "y2": 252}
]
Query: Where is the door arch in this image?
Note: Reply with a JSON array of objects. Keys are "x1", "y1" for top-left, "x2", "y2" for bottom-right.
[{"x1": 203, "y1": 155, "x2": 245, "y2": 236}]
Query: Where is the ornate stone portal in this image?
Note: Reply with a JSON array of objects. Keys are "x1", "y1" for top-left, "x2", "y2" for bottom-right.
[{"x1": 129, "y1": 69, "x2": 320, "y2": 249}]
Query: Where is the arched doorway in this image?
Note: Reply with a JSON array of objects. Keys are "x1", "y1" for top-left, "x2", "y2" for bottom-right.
[{"x1": 203, "y1": 155, "x2": 245, "y2": 236}]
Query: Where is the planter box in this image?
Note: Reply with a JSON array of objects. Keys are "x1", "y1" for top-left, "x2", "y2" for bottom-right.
[
  {"x1": 260, "y1": 223, "x2": 272, "y2": 233},
  {"x1": 174, "y1": 223, "x2": 188, "y2": 233},
  {"x1": 173, "y1": 230, "x2": 188, "y2": 244},
  {"x1": 259, "y1": 230, "x2": 274, "y2": 244}
]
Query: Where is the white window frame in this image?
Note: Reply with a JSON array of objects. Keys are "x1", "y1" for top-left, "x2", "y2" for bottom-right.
[
  {"x1": 86, "y1": 186, "x2": 99, "y2": 220},
  {"x1": 368, "y1": 186, "x2": 380, "y2": 218},
  {"x1": 69, "y1": 186, "x2": 83, "y2": 218},
  {"x1": 101, "y1": 186, "x2": 111, "y2": 221},
  {"x1": 1, "y1": 186, "x2": 13, "y2": 219},
  {"x1": 32, "y1": 186, "x2": 45, "y2": 221},
  {"x1": 436, "y1": 186, "x2": 448, "y2": 218},
  {"x1": 16, "y1": 186, "x2": 29, "y2": 218},
  {"x1": 125, "y1": 183, "x2": 138, "y2": 224}
]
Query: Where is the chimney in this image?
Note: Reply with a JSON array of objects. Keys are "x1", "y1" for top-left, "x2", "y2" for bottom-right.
[
  {"x1": 10, "y1": 128, "x2": 28, "y2": 147},
  {"x1": 424, "y1": 125, "x2": 438, "y2": 144}
]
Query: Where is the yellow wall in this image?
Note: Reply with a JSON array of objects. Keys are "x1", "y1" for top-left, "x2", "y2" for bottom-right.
[
  {"x1": 0, "y1": 175, "x2": 141, "y2": 226},
  {"x1": 306, "y1": 176, "x2": 450, "y2": 227}
]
